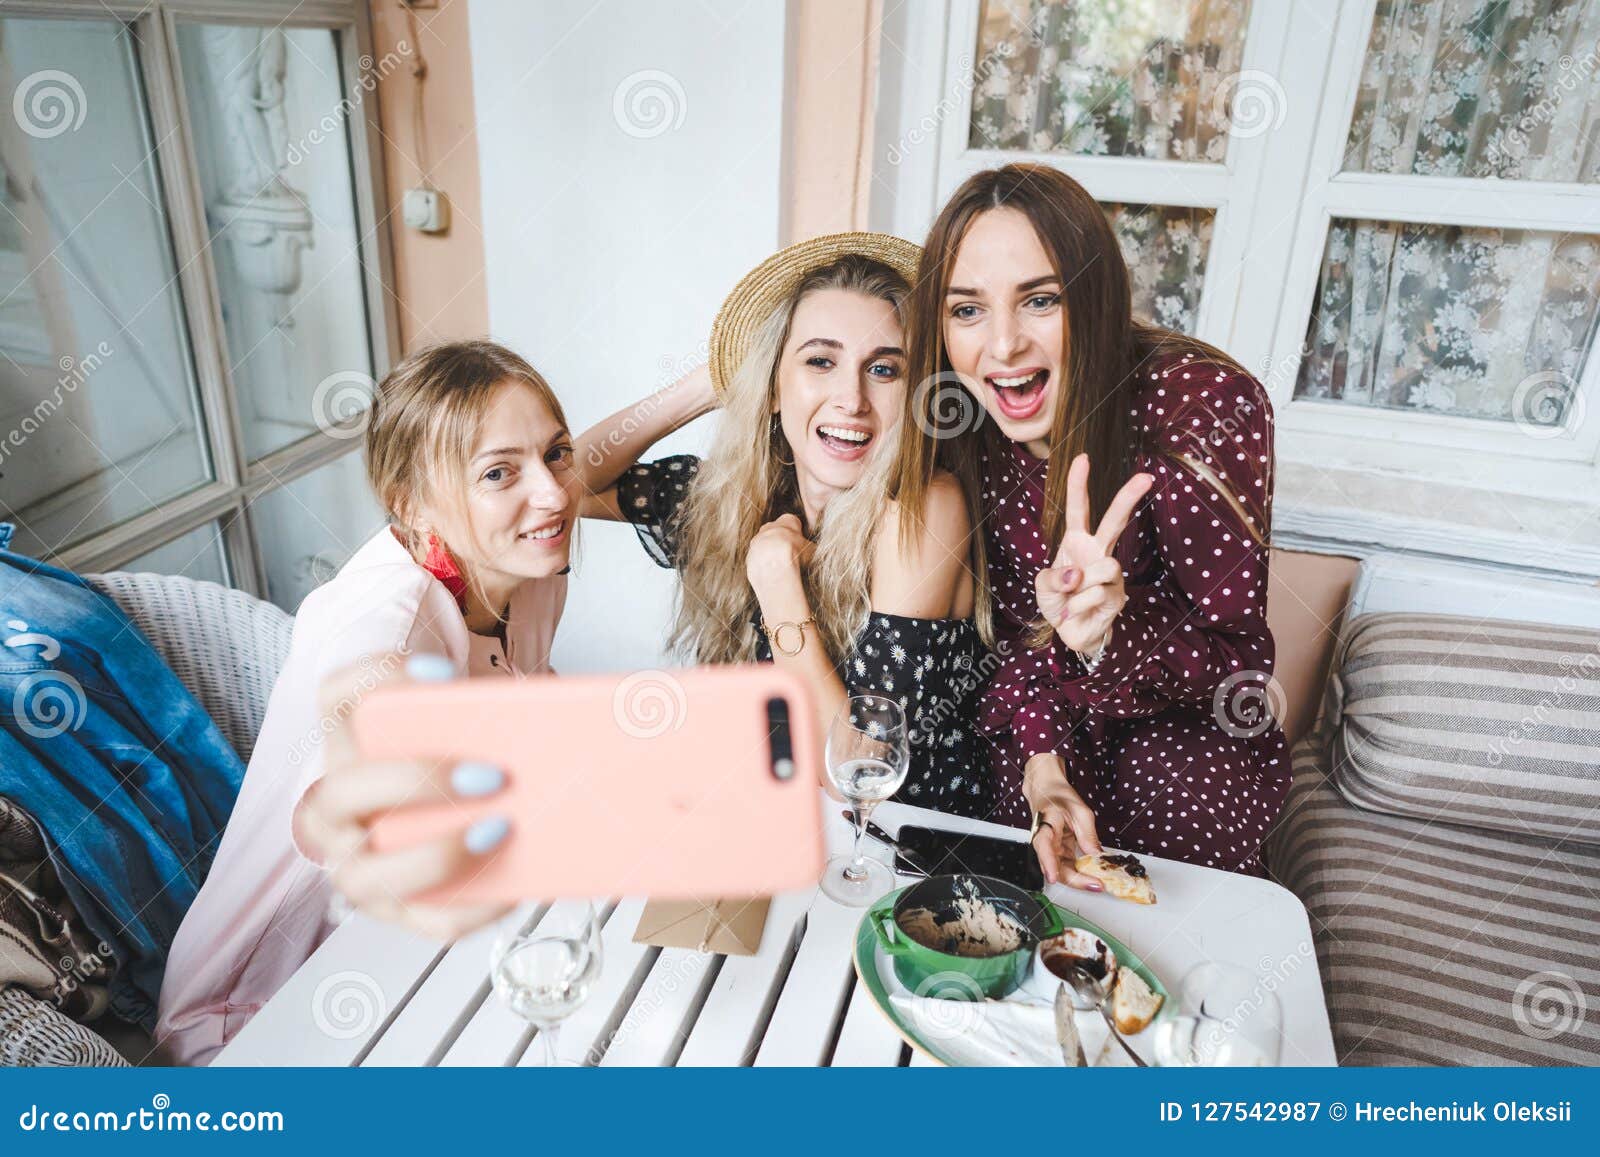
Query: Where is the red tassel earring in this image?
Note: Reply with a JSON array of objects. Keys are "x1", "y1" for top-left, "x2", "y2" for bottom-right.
[{"x1": 421, "y1": 533, "x2": 468, "y2": 607}]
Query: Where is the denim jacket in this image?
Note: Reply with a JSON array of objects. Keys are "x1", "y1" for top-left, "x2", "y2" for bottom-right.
[{"x1": 0, "y1": 525, "x2": 245, "y2": 1029}]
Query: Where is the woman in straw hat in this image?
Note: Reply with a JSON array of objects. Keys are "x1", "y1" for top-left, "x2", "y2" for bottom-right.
[{"x1": 576, "y1": 233, "x2": 992, "y2": 820}]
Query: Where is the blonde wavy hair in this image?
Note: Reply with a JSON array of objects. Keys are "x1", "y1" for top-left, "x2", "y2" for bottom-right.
[
  {"x1": 365, "y1": 339, "x2": 572, "y2": 614},
  {"x1": 670, "y1": 256, "x2": 909, "y2": 665}
]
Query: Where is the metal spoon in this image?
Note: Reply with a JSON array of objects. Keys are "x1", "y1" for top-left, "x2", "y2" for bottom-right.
[{"x1": 1060, "y1": 964, "x2": 1148, "y2": 1068}]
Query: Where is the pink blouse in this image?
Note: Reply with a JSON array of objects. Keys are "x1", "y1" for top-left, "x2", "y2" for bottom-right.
[{"x1": 155, "y1": 527, "x2": 565, "y2": 1065}]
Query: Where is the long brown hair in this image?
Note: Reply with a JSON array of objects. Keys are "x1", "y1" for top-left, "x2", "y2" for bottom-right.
[
  {"x1": 672, "y1": 255, "x2": 910, "y2": 664},
  {"x1": 892, "y1": 163, "x2": 1258, "y2": 645}
]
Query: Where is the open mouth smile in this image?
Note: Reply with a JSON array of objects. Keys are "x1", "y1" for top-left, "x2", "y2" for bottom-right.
[
  {"x1": 986, "y1": 368, "x2": 1050, "y2": 421},
  {"x1": 815, "y1": 423, "x2": 874, "y2": 460},
  {"x1": 517, "y1": 519, "x2": 567, "y2": 548}
]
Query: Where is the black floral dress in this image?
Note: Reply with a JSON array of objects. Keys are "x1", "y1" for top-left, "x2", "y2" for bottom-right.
[{"x1": 618, "y1": 455, "x2": 993, "y2": 819}]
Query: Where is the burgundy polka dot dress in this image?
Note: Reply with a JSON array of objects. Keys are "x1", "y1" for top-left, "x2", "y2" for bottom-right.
[{"x1": 976, "y1": 351, "x2": 1290, "y2": 875}]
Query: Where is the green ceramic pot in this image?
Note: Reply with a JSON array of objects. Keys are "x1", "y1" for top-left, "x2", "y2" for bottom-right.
[{"x1": 869, "y1": 874, "x2": 1063, "y2": 1001}]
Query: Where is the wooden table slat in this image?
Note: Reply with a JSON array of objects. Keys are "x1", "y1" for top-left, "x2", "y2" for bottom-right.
[
  {"x1": 751, "y1": 896, "x2": 860, "y2": 1066},
  {"x1": 829, "y1": 968, "x2": 909, "y2": 1067},
  {"x1": 597, "y1": 946, "x2": 720, "y2": 1067},
  {"x1": 674, "y1": 890, "x2": 813, "y2": 1067},
  {"x1": 360, "y1": 903, "x2": 541, "y2": 1066}
]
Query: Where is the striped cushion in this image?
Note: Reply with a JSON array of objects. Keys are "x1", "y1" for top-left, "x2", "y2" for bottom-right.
[
  {"x1": 1330, "y1": 613, "x2": 1600, "y2": 845},
  {"x1": 1268, "y1": 726, "x2": 1600, "y2": 1066}
]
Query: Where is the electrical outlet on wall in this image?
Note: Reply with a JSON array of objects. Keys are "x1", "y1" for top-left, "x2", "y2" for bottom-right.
[{"x1": 403, "y1": 187, "x2": 449, "y2": 234}]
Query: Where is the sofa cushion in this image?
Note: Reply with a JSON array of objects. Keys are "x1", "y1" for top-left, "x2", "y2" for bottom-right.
[
  {"x1": 1268, "y1": 726, "x2": 1600, "y2": 1066},
  {"x1": 1331, "y1": 612, "x2": 1600, "y2": 846}
]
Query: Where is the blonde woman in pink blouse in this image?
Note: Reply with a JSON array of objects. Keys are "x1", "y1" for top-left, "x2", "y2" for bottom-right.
[{"x1": 157, "y1": 342, "x2": 575, "y2": 1065}]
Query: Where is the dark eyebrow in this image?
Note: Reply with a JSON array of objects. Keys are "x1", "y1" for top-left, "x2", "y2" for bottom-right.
[
  {"x1": 796, "y1": 337, "x2": 844, "y2": 352},
  {"x1": 946, "y1": 274, "x2": 1059, "y2": 297},
  {"x1": 866, "y1": 345, "x2": 905, "y2": 359},
  {"x1": 471, "y1": 427, "x2": 570, "y2": 463}
]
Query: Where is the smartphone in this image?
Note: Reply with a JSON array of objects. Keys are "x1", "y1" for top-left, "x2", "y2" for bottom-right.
[
  {"x1": 358, "y1": 665, "x2": 823, "y2": 904},
  {"x1": 895, "y1": 824, "x2": 1044, "y2": 892}
]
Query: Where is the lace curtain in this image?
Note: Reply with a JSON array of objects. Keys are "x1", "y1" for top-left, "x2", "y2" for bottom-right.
[
  {"x1": 1105, "y1": 203, "x2": 1213, "y2": 332},
  {"x1": 1296, "y1": 221, "x2": 1600, "y2": 424},
  {"x1": 1344, "y1": 0, "x2": 1600, "y2": 183},
  {"x1": 1297, "y1": 0, "x2": 1600, "y2": 425},
  {"x1": 968, "y1": 0, "x2": 1253, "y2": 161}
]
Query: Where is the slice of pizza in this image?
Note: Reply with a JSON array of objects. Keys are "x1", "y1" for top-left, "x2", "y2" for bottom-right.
[
  {"x1": 1075, "y1": 852, "x2": 1157, "y2": 905},
  {"x1": 1111, "y1": 966, "x2": 1164, "y2": 1034}
]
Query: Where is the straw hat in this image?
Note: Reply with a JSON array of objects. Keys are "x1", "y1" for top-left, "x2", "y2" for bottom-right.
[{"x1": 708, "y1": 231, "x2": 922, "y2": 399}]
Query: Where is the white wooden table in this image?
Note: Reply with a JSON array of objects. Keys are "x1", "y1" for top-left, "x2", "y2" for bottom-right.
[{"x1": 215, "y1": 801, "x2": 1336, "y2": 1066}]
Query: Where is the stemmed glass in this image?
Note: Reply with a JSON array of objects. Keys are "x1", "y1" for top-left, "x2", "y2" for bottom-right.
[
  {"x1": 820, "y1": 694, "x2": 910, "y2": 907},
  {"x1": 490, "y1": 901, "x2": 604, "y2": 1066},
  {"x1": 1152, "y1": 961, "x2": 1283, "y2": 1066}
]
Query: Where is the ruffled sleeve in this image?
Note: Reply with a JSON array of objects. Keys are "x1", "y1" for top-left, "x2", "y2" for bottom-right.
[{"x1": 616, "y1": 454, "x2": 701, "y2": 569}]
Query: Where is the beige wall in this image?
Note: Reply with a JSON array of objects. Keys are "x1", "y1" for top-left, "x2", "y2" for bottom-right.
[
  {"x1": 1268, "y1": 549, "x2": 1359, "y2": 743},
  {"x1": 784, "y1": 0, "x2": 881, "y2": 241},
  {"x1": 369, "y1": 0, "x2": 487, "y2": 350}
]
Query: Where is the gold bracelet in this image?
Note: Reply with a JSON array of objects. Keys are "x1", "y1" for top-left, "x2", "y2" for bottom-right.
[{"x1": 759, "y1": 617, "x2": 814, "y2": 657}]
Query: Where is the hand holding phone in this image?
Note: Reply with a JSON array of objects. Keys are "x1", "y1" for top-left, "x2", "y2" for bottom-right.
[
  {"x1": 295, "y1": 653, "x2": 515, "y2": 941},
  {"x1": 358, "y1": 665, "x2": 825, "y2": 904}
]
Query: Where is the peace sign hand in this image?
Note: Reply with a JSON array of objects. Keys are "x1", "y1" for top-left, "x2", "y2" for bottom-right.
[{"x1": 1034, "y1": 454, "x2": 1154, "y2": 655}]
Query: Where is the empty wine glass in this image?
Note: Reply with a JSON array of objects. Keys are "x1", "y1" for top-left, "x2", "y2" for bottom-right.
[
  {"x1": 490, "y1": 901, "x2": 604, "y2": 1066},
  {"x1": 820, "y1": 694, "x2": 910, "y2": 907},
  {"x1": 1152, "y1": 961, "x2": 1282, "y2": 1066}
]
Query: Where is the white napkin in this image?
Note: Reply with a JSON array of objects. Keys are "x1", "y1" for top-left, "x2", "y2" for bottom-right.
[{"x1": 886, "y1": 991, "x2": 1142, "y2": 1067}]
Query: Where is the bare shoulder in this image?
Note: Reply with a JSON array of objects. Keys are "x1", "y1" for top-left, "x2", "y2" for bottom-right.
[
  {"x1": 877, "y1": 469, "x2": 970, "y2": 555},
  {"x1": 870, "y1": 471, "x2": 974, "y2": 618}
]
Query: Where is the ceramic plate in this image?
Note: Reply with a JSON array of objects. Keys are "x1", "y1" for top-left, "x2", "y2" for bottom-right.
[{"x1": 851, "y1": 886, "x2": 1170, "y2": 1066}]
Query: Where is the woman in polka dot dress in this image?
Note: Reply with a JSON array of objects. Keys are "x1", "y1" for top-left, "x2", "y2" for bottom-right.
[
  {"x1": 893, "y1": 164, "x2": 1289, "y2": 884},
  {"x1": 575, "y1": 240, "x2": 994, "y2": 820}
]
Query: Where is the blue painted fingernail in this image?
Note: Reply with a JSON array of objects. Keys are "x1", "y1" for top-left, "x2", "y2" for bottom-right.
[
  {"x1": 464, "y1": 815, "x2": 510, "y2": 855},
  {"x1": 406, "y1": 654, "x2": 454, "y2": 682},
  {"x1": 451, "y1": 761, "x2": 504, "y2": 797}
]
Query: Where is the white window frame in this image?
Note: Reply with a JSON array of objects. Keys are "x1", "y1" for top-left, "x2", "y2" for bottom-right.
[
  {"x1": 4, "y1": 0, "x2": 398, "y2": 597},
  {"x1": 873, "y1": 0, "x2": 1600, "y2": 576}
]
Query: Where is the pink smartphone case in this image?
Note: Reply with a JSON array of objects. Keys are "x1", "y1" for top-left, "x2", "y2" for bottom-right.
[{"x1": 358, "y1": 665, "x2": 824, "y2": 903}]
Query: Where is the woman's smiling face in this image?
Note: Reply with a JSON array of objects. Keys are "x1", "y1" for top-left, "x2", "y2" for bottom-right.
[
  {"x1": 423, "y1": 379, "x2": 577, "y2": 586},
  {"x1": 941, "y1": 207, "x2": 1066, "y2": 455},
  {"x1": 773, "y1": 286, "x2": 906, "y2": 504}
]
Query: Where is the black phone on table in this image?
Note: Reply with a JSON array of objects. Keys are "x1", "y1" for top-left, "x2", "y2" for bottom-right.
[{"x1": 894, "y1": 824, "x2": 1044, "y2": 892}]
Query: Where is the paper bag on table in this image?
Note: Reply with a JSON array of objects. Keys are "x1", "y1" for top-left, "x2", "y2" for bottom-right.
[{"x1": 633, "y1": 897, "x2": 771, "y2": 956}]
